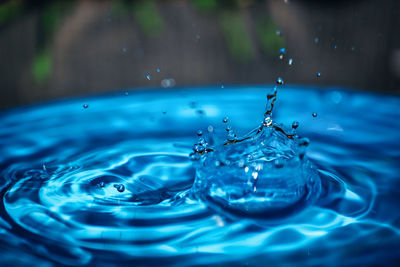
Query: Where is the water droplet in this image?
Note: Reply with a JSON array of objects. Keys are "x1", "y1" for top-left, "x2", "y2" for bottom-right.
[
  {"x1": 122, "y1": 47, "x2": 127, "y2": 53},
  {"x1": 207, "y1": 125, "x2": 214, "y2": 133},
  {"x1": 113, "y1": 183, "x2": 125, "y2": 192},
  {"x1": 351, "y1": 46, "x2": 355, "y2": 51},
  {"x1": 292, "y1": 121, "x2": 299, "y2": 129},
  {"x1": 316, "y1": 72, "x2": 321, "y2": 77},
  {"x1": 99, "y1": 181, "x2": 105, "y2": 188},
  {"x1": 193, "y1": 144, "x2": 205, "y2": 153},
  {"x1": 221, "y1": 85, "x2": 224, "y2": 89},
  {"x1": 222, "y1": 117, "x2": 229, "y2": 123},
  {"x1": 146, "y1": 74, "x2": 151, "y2": 80},
  {"x1": 83, "y1": 104, "x2": 89, "y2": 109},
  {"x1": 124, "y1": 92, "x2": 129, "y2": 96},
  {"x1": 275, "y1": 30, "x2": 281, "y2": 36},
  {"x1": 197, "y1": 130, "x2": 203, "y2": 136},
  {"x1": 162, "y1": 111, "x2": 167, "y2": 115},
  {"x1": 274, "y1": 159, "x2": 284, "y2": 168},
  {"x1": 156, "y1": 68, "x2": 160, "y2": 72},
  {"x1": 161, "y1": 78, "x2": 176, "y2": 88},
  {"x1": 279, "y1": 48, "x2": 286, "y2": 59},
  {"x1": 312, "y1": 112, "x2": 318, "y2": 117},
  {"x1": 42, "y1": 164, "x2": 47, "y2": 172},
  {"x1": 288, "y1": 58, "x2": 293, "y2": 65},
  {"x1": 314, "y1": 37, "x2": 319, "y2": 43},
  {"x1": 333, "y1": 44, "x2": 338, "y2": 49},
  {"x1": 196, "y1": 34, "x2": 200, "y2": 40},
  {"x1": 276, "y1": 77, "x2": 284, "y2": 85}
]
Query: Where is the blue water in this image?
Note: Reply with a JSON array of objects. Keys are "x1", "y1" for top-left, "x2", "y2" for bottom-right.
[{"x1": 0, "y1": 86, "x2": 400, "y2": 266}]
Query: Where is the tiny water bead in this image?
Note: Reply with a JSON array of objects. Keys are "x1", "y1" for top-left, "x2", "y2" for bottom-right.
[
  {"x1": 146, "y1": 74, "x2": 151, "y2": 80},
  {"x1": 312, "y1": 112, "x2": 318, "y2": 117},
  {"x1": 288, "y1": 58, "x2": 293, "y2": 65},
  {"x1": 113, "y1": 183, "x2": 125, "y2": 193},
  {"x1": 275, "y1": 29, "x2": 281, "y2": 36},
  {"x1": 279, "y1": 48, "x2": 286, "y2": 59},
  {"x1": 156, "y1": 68, "x2": 160, "y2": 72},
  {"x1": 316, "y1": 72, "x2": 321, "y2": 77},
  {"x1": 276, "y1": 77, "x2": 284, "y2": 85},
  {"x1": 292, "y1": 121, "x2": 299, "y2": 129},
  {"x1": 222, "y1": 117, "x2": 229, "y2": 123},
  {"x1": 83, "y1": 104, "x2": 89, "y2": 109}
]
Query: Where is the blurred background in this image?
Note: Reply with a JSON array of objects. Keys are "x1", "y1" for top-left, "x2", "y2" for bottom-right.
[{"x1": 1, "y1": 0, "x2": 399, "y2": 110}]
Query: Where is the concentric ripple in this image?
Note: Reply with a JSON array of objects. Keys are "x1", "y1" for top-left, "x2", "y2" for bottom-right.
[{"x1": 0, "y1": 86, "x2": 400, "y2": 266}]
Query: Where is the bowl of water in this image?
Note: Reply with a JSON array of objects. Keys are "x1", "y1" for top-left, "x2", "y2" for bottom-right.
[{"x1": 1, "y1": 85, "x2": 399, "y2": 266}]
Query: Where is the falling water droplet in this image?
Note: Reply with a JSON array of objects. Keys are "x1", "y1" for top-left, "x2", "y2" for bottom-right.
[
  {"x1": 288, "y1": 58, "x2": 293, "y2": 65},
  {"x1": 316, "y1": 72, "x2": 321, "y2": 77},
  {"x1": 312, "y1": 113, "x2": 318, "y2": 117},
  {"x1": 146, "y1": 74, "x2": 151, "y2": 80},
  {"x1": 276, "y1": 77, "x2": 284, "y2": 85},
  {"x1": 122, "y1": 47, "x2": 127, "y2": 53},
  {"x1": 99, "y1": 182, "x2": 105, "y2": 188},
  {"x1": 279, "y1": 48, "x2": 286, "y2": 59},
  {"x1": 161, "y1": 78, "x2": 176, "y2": 88},
  {"x1": 222, "y1": 117, "x2": 229, "y2": 123},
  {"x1": 156, "y1": 68, "x2": 160, "y2": 72},
  {"x1": 113, "y1": 184, "x2": 125, "y2": 192},
  {"x1": 275, "y1": 30, "x2": 281, "y2": 36},
  {"x1": 314, "y1": 37, "x2": 319, "y2": 43},
  {"x1": 197, "y1": 130, "x2": 203, "y2": 136},
  {"x1": 207, "y1": 125, "x2": 214, "y2": 133},
  {"x1": 221, "y1": 85, "x2": 224, "y2": 89},
  {"x1": 124, "y1": 92, "x2": 129, "y2": 96},
  {"x1": 292, "y1": 121, "x2": 299, "y2": 129},
  {"x1": 83, "y1": 104, "x2": 89, "y2": 109}
]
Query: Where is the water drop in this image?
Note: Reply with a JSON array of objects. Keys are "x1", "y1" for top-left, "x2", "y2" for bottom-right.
[
  {"x1": 333, "y1": 44, "x2": 338, "y2": 49},
  {"x1": 124, "y1": 92, "x2": 129, "y2": 96},
  {"x1": 312, "y1": 113, "x2": 318, "y2": 117},
  {"x1": 221, "y1": 85, "x2": 224, "y2": 89},
  {"x1": 197, "y1": 130, "x2": 203, "y2": 136},
  {"x1": 207, "y1": 125, "x2": 214, "y2": 133},
  {"x1": 288, "y1": 58, "x2": 293, "y2": 65},
  {"x1": 314, "y1": 37, "x2": 319, "y2": 43},
  {"x1": 276, "y1": 77, "x2": 284, "y2": 85},
  {"x1": 274, "y1": 159, "x2": 284, "y2": 168},
  {"x1": 113, "y1": 184, "x2": 125, "y2": 192},
  {"x1": 162, "y1": 111, "x2": 167, "y2": 115},
  {"x1": 122, "y1": 47, "x2": 127, "y2": 53},
  {"x1": 279, "y1": 48, "x2": 286, "y2": 59},
  {"x1": 161, "y1": 78, "x2": 176, "y2": 88},
  {"x1": 196, "y1": 34, "x2": 200, "y2": 40},
  {"x1": 83, "y1": 104, "x2": 89, "y2": 109},
  {"x1": 222, "y1": 117, "x2": 229, "y2": 123},
  {"x1": 316, "y1": 72, "x2": 321, "y2": 77},
  {"x1": 156, "y1": 68, "x2": 160, "y2": 72},
  {"x1": 275, "y1": 30, "x2": 281, "y2": 36},
  {"x1": 292, "y1": 121, "x2": 299, "y2": 129},
  {"x1": 99, "y1": 181, "x2": 105, "y2": 188},
  {"x1": 146, "y1": 74, "x2": 151, "y2": 80}
]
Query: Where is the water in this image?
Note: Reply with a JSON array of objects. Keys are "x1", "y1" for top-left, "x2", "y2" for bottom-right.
[{"x1": 0, "y1": 86, "x2": 400, "y2": 266}]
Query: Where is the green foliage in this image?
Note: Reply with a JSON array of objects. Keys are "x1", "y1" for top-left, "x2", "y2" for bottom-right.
[
  {"x1": 32, "y1": 50, "x2": 52, "y2": 85},
  {"x1": 133, "y1": 1, "x2": 163, "y2": 36},
  {"x1": 220, "y1": 11, "x2": 254, "y2": 63},
  {"x1": 256, "y1": 18, "x2": 285, "y2": 56},
  {"x1": 0, "y1": 0, "x2": 22, "y2": 26}
]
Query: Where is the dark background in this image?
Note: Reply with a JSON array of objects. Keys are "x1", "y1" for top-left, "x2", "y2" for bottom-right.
[{"x1": 1, "y1": 0, "x2": 400, "y2": 110}]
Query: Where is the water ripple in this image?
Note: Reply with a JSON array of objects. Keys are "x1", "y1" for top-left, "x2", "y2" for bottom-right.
[{"x1": 0, "y1": 86, "x2": 400, "y2": 265}]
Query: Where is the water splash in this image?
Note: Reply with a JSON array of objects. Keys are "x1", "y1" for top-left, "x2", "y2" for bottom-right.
[{"x1": 190, "y1": 87, "x2": 321, "y2": 220}]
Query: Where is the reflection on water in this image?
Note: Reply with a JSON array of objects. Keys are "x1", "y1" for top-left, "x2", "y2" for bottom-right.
[{"x1": 0, "y1": 86, "x2": 399, "y2": 265}]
